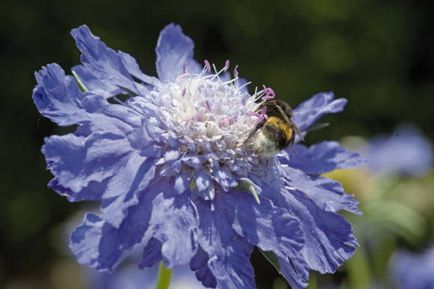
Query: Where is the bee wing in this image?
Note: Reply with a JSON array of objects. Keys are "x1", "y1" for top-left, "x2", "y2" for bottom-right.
[
  {"x1": 306, "y1": 122, "x2": 330, "y2": 132},
  {"x1": 293, "y1": 122, "x2": 329, "y2": 143},
  {"x1": 236, "y1": 128, "x2": 256, "y2": 148},
  {"x1": 292, "y1": 123, "x2": 304, "y2": 143}
]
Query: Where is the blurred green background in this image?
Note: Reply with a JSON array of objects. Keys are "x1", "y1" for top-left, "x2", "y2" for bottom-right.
[{"x1": 1, "y1": 0, "x2": 433, "y2": 288}]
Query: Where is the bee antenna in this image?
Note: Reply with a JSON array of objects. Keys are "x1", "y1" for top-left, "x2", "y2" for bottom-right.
[{"x1": 274, "y1": 102, "x2": 292, "y2": 125}]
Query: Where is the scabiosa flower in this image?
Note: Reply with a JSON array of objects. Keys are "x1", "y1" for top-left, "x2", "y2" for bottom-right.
[
  {"x1": 33, "y1": 24, "x2": 363, "y2": 289},
  {"x1": 366, "y1": 125, "x2": 433, "y2": 176},
  {"x1": 390, "y1": 246, "x2": 434, "y2": 289}
]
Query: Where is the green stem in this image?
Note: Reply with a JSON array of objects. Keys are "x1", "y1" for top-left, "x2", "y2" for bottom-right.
[
  {"x1": 155, "y1": 262, "x2": 173, "y2": 289},
  {"x1": 346, "y1": 245, "x2": 372, "y2": 289},
  {"x1": 306, "y1": 273, "x2": 318, "y2": 289}
]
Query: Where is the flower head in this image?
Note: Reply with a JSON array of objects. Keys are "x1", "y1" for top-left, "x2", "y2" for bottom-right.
[
  {"x1": 365, "y1": 125, "x2": 432, "y2": 176},
  {"x1": 390, "y1": 246, "x2": 434, "y2": 289},
  {"x1": 33, "y1": 24, "x2": 363, "y2": 289}
]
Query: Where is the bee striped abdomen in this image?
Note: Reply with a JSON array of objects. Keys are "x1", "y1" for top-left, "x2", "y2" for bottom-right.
[
  {"x1": 251, "y1": 99, "x2": 298, "y2": 157},
  {"x1": 263, "y1": 116, "x2": 294, "y2": 148}
]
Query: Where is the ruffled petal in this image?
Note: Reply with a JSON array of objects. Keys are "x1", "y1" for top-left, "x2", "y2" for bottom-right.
[
  {"x1": 72, "y1": 65, "x2": 123, "y2": 98},
  {"x1": 282, "y1": 166, "x2": 360, "y2": 214},
  {"x1": 139, "y1": 237, "x2": 163, "y2": 268},
  {"x1": 70, "y1": 182, "x2": 163, "y2": 271},
  {"x1": 101, "y1": 154, "x2": 157, "y2": 227},
  {"x1": 281, "y1": 185, "x2": 358, "y2": 274},
  {"x1": 43, "y1": 133, "x2": 133, "y2": 201},
  {"x1": 190, "y1": 247, "x2": 217, "y2": 288},
  {"x1": 194, "y1": 199, "x2": 256, "y2": 289},
  {"x1": 71, "y1": 25, "x2": 156, "y2": 97},
  {"x1": 33, "y1": 63, "x2": 87, "y2": 126},
  {"x1": 280, "y1": 141, "x2": 364, "y2": 175},
  {"x1": 33, "y1": 63, "x2": 142, "y2": 131},
  {"x1": 156, "y1": 24, "x2": 201, "y2": 82},
  {"x1": 222, "y1": 192, "x2": 309, "y2": 289},
  {"x1": 70, "y1": 213, "x2": 104, "y2": 268},
  {"x1": 293, "y1": 92, "x2": 347, "y2": 132},
  {"x1": 148, "y1": 192, "x2": 199, "y2": 267}
]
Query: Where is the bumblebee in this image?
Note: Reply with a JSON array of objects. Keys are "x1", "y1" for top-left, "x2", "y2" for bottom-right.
[{"x1": 250, "y1": 99, "x2": 299, "y2": 157}]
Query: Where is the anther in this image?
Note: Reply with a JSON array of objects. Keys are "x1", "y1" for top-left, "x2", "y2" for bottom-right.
[
  {"x1": 262, "y1": 86, "x2": 275, "y2": 100},
  {"x1": 204, "y1": 60, "x2": 211, "y2": 72},
  {"x1": 233, "y1": 65, "x2": 239, "y2": 78},
  {"x1": 223, "y1": 60, "x2": 230, "y2": 72}
]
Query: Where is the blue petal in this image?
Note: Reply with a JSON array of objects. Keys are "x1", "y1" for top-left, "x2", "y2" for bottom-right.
[
  {"x1": 156, "y1": 24, "x2": 201, "y2": 82},
  {"x1": 196, "y1": 171, "x2": 211, "y2": 192},
  {"x1": 293, "y1": 92, "x2": 347, "y2": 132},
  {"x1": 281, "y1": 185, "x2": 358, "y2": 274},
  {"x1": 211, "y1": 169, "x2": 237, "y2": 191},
  {"x1": 139, "y1": 237, "x2": 163, "y2": 268},
  {"x1": 282, "y1": 166, "x2": 360, "y2": 214},
  {"x1": 366, "y1": 125, "x2": 433, "y2": 176},
  {"x1": 101, "y1": 154, "x2": 157, "y2": 227},
  {"x1": 194, "y1": 199, "x2": 256, "y2": 289},
  {"x1": 390, "y1": 248, "x2": 434, "y2": 289},
  {"x1": 118, "y1": 51, "x2": 160, "y2": 86},
  {"x1": 149, "y1": 193, "x2": 199, "y2": 267},
  {"x1": 71, "y1": 25, "x2": 157, "y2": 97},
  {"x1": 33, "y1": 63, "x2": 142, "y2": 131},
  {"x1": 72, "y1": 65, "x2": 123, "y2": 98},
  {"x1": 43, "y1": 133, "x2": 132, "y2": 202},
  {"x1": 70, "y1": 213, "x2": 104, "y2": 268},
  {"x1": 70, "y1": 182, "x2": 164, "y2": 271},
  {"x1": 174, "y1": 173, "x2": 189, "y2": 194},
  {"x1": 190, "y1": 247, "x2": 217, "y2": 288},
  {"x1": 222, "y1": 192, "x2": 309, "y2": 289},
  {"x1": 280, "y1": 141, "x2": 365, "y2": 175},
  {"x1": 33, "y1": 63, "x2": 87, "y2": 126}
]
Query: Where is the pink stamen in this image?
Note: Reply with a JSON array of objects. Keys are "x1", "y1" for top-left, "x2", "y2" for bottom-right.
[
  {"x1": 249, "y1": 106, "x2": 268, "y2": 124},
  {"x1": 233, "y1": 65, "x2": 239, "y2": 78},
  {"x1": 204, "y1": 60, "x2": 211, "y2": 72},
  {"x1": 257, "y1": 106, "x2": 268, "y2": 118},
  {"x1": 223, "y1": 60, "x2": 230, "y2": 72},
  {"x1": 178, "y1": 73, "x2": 189, "y2": 79},
  {"x1": 221, "y1": 116, "x2": 234, "y2": 126},
  {"x1": 262, "y1": 86, "x2": 276, "y2": 100}
]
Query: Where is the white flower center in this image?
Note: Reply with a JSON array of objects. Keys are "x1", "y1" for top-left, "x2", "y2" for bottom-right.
[{"x1": 154, "y1": 73, "x2": 259, "y2": 150}]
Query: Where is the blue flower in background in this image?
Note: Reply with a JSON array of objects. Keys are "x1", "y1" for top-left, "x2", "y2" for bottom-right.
[
  {"x1": 366, "y1": 126, "x2": 432, "y2": 176},
  {"x1": 390, "y1": 246, "x2": 434, "y2": 289},
  {"x1": 90, "y1": 264, "x2": 206, "y2": 289},
  {"x1": 33, "y1": 24, "x2": 362, "y2": 289}
]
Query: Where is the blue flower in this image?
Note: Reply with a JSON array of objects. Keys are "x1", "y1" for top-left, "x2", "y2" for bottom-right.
[
  {"x1": 33, "y1": 24, "x2": 363, "y2": 289},
  {"x1": 390, "y1": 246, "x2": 434, "y2": 289},
  {"x1": 89, "y1": 264, "x2": 207, "y2": 289},
  {"x1": 366, "y1": 125, "x2": 432, "y2": 176}
]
